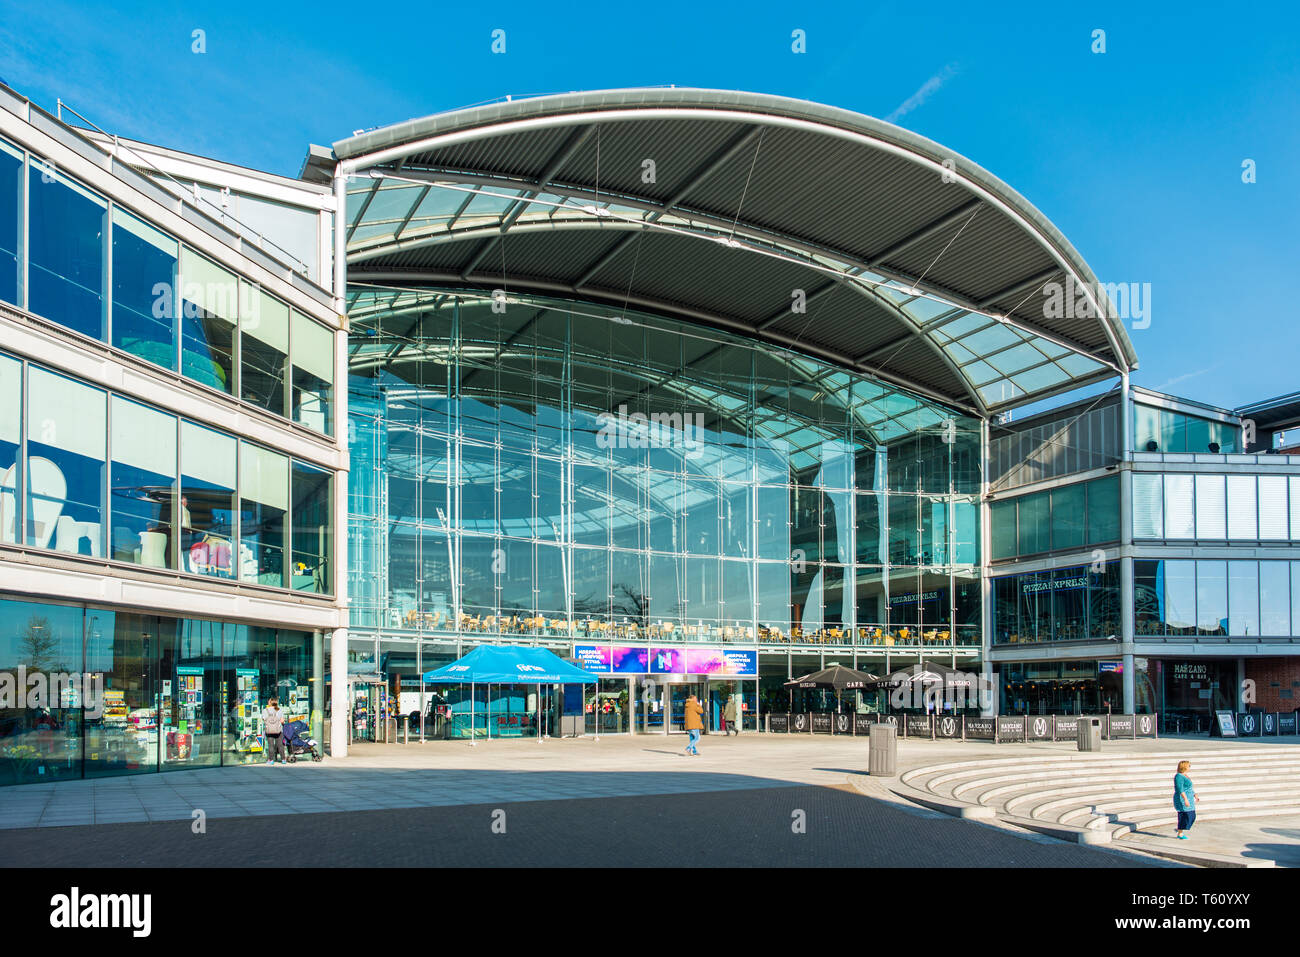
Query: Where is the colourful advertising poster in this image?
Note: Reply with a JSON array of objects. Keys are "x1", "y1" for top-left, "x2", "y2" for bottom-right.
[
  {"x1": 610, "y1": 646, "x2": 651, "y2": 673},
  {"x1": 685, "y1": 647, "x2": 758, "y2": 676},
  {"x1": 572, "y1": 645, "x2": 611, "y2": 673},
  {"x1": 649, "y1": 647, "x2": 685, "y2": 674}
]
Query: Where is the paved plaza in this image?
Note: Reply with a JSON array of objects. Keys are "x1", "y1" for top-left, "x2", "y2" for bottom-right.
[{"x1": 0, "y1": 732, "x2": 1295, "y2": 866}]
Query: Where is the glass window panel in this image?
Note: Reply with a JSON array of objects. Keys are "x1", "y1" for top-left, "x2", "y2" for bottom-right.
[
  {"x1": 1260, "y1": 560, "x2": 1290, "y2": 636},
  {"x1": 85, "y1": 610, "x2": 161, "y2": 775},
  {"x1": 755, "y1": 485, "x2": 790, "y2": 560},
  {"x1": 1088, "y1": 561, "x2": 1120, "y2": 639},
  {"x1": 1132, "y1": 474, "x2": 1164, "y2": 538},
  {"x1": 1195, "y1": 560, "x2": 1227, "y2": 635},
  {"x1": 990, "y1": 498, "x2": 1016, "y2": 560},
  {"x1": 0, "y1": 353, "x2": 19, "y2": 544},
  {"x1": 111, "y1": 207, "x2": 178, "y2": 370},
  {"x1": 290, "y1": 460, "x2": 331, "y2": 594},
  {"x1": 1052, "y1": 566, "x2": 1088, "y2": 641},
  {"x1": 1227, "y1": 475, "x2": 1258, "y2": 539},
  {"x1": 239, "y1": 442, "x2": 288, "y2": 587},
  {"x1": 179, "y1": 249, "x2": 237, "y2": 394},
  {"x1": 1291, "y1": 477, "x2": 1300, "y2": 541},
  {"x1": 27, "y1": 366, "x2": 106, "y2": 553},
  {"x1": 1184, "y1": 415, "x2": 1212, "y2": 454},
  {"x1": 1016, "y1": 571, "x2": 1051, "y2": 642},
  {"x1": 952, "y1": 497, "x2": 978, "y2": 564},
  {"x1": 1194, "y1": 474, "x2": 1226, "y2": 539},
  {"x1": 1133, "y1": 404, "x2": 1160, "y2": 451},
  {"x1": 888, "y1": 493, "x2": 919, "y2": 565},
  {"x1": 1164, "y1": 560, "x2": 1196, "y2": 635},
  {"x1": 1228, "y1": 560, "x2": 1259, "y2": 637},
  {"x1": 1050, "y1": 482, "x2": 1085, "y2": 550},
  {"x1": 855, "y1": 494, "x2": 883, "y2": 565},
  {"x1": 240, "y1": 287, "x2": 288, "y2": 416},
  {"x1": 1163, "y1": 474, "x2": 1194, "y2": 539},
  {"x1": 28, "y1": 161, "x2": 106, "y2": 340},
  {"x1": 162, "y1": 618, "x2": 223, "y2": 769},
  {"x1": 1259, "y1": 475, "x2": 1288, "y2": 539},
  {"x1": 291, "y1": 312, "x2": 333, "y2": 435},
  {"x1": 0, "y1": 139, "x2": 20, "y2": 306},
  {"x1": 109, "y1": 396, "x2": 177, "y2": 568},
  {"x1": 1159, "y1": 409, "x2": 1186, "y2": 453},
  {"x1": 180, "y1": 421, "x2": 237, "y2": 579},
  {"x1": 1293, "y1": 562, "x2": 1300, "y2": 636},
  {"x1": 1133, "y1": 560, "x2": 1163, "y2": 635},
  {"x1": 1016, "y1": 490, "x2": 1049, "y2": 556},
  {"x1": 1086, "y1": 475, "x2": 1119, "y2": 544},
  {"x1": 0, "y1": 597, "x2": 85, "y2": 783}
]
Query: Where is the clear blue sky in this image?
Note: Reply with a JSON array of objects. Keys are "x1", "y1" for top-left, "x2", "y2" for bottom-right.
[{"x1": 3, "y1": 0, "x2": 1297, "y2": 410}]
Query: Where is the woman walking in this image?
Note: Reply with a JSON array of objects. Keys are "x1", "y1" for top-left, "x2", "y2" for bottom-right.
[
  {"x1": 1174, "y1": 760, "x2": 1196, "y2": 839},
  {"x1": 724, "y1": 694, "x2": 740, "y2": 736},
  {"x1": 683, "y1": 693, "x2": 703, "y2": 755}
]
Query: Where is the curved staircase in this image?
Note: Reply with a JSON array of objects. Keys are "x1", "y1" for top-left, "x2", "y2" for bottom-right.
[{"x1": 898, "y1": 747, "x2": 1300, "y2": 847}]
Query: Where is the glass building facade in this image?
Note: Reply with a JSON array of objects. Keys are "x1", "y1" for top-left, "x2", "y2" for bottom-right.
[
  {"x1": 0, "y1": 596, "x2": 320, "y2": 786},
  {"x1": 346, "y1": 288, "x2": 983, "y2": 650}
]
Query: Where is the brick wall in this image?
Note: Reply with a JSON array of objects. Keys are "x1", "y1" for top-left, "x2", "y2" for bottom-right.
[{"x1": 1246, "y1": 657, "x2": 1300, "y2": 711}]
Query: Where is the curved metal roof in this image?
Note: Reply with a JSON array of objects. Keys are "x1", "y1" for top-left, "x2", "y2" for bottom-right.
[{"x1": 328, "y1": 88, "x2": 1137, "y2": 414}]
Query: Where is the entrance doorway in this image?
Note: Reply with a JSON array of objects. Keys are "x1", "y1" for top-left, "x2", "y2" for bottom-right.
[
  {"x1": 667, "y1": 681, "x2": 707, "y2": 733},
  {"x1": 347, "y1": 678, "x2": 387, "y2": 743}
]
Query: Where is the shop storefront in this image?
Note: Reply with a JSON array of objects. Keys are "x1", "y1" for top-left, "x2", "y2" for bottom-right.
[
  {"x1": 575, "y1": 644, "x2": 758, "y2": 734},
  {"x1": 1148, "y1": 658, "x2": 1237, "y2": 724},
  {"x1": 999, "y1": 658, "x2": 1131, "y2": 715},
  {"x1": 0, "y1": 595, "x2": 322, "y2": 786}
]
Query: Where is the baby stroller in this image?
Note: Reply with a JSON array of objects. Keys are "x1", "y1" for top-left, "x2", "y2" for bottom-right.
[{"x1": 282, "y1": 720, "x2": 323, "y2": 763}]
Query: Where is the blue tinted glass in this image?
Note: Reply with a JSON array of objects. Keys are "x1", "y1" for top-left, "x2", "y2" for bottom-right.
[
  {"x1": 28, "y1": 165, "x2": 105, "y2": 339},
  {"x1": 0, "y1": 143, "x2": 19, "y2": 306},
  {"x1": 111, "y1": 212, "x2": 177, "y2": 370}
]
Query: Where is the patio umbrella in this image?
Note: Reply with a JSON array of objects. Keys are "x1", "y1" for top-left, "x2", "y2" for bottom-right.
[
  {"x1": 868, "y1": 660, "x2": 973, "y2": 710},
  {"x1": 784, "y1": 664, "x2": 880, "y2": 714}
]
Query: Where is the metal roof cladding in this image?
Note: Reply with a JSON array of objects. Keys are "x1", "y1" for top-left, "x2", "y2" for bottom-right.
[{"x1": 320, "y1": 87, "x2": 1137, "y2": 415}]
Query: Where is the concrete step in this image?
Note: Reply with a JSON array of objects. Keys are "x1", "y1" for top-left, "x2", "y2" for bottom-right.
[
  {"x1": 1064, "y1": 792, "x2": 1300, "y2": 825},
  {"x1": 996, "y1": 769, "x2": 1300, "y2": 812},
  {"x1": 926, "y1": 755, "x2": 1300, "y2": 794},
  {"x1": 1034, "y1": 783, "x2": 1300, "y2": 821},
  {"x1": 1114, "y1": 802, "x2": 1300, "y2": 838}
]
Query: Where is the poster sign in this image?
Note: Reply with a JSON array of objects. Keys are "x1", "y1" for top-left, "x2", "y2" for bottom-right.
[
  {"x1": 1237, "y1": 712, "x2": 1261, "y2": 737},
  {"x1": 649, "y1": 647, "x2": 686, "y2": 674},
  {"x1": 996, "y1": 716, "x2": 1025, "y2": 743},
  {"x1": 1027, "y1": 715, "x2": 1052, "y2": 740},
  {"x1": 853, "y1": 713, "x2": 876, "y2": 735},
  {"x1": 1053, "y1": 715, "x2": 1079, "y2": 740},
  {"x1": 964, "y1": 717, "x2": 995, "y2": 740},
  {"x1": 1108, "y1": 714, "x2": 1135, "y2": 738},
  {"x1": 832, "y1": 713, "x2": 852, "y2": 735},
  {"x1": 1279, "y1": 713, "x2": 1298, "y2": 735},
  {"x1": 935, "y1": 715, "x2": 961, "y2": 738},
  {"x1": 1263, "y1": 712, "x2": 1277, "y2": 736},
  {"x1": 905, "y1": 715, "x2": 933, "y2": 738},
  {"x1": 1135, "y1": 714, "x2": 1158, "y2": 737},
  {"x1": 1098, "y1": 661, "x2": 1124, "y2": 675},
  {"x1": 811, "y1": 713, "x2": 832, "y2": 733},
  {"x1": 572, "y1": 645, "x2": 611, "y2": 673},
  {"x1": 610, "y1": 647, "x2": 650, "y2": 673},
  {"x1": 1211, "y1": 710, "x2": 1237, "y2": 737},
  {"x1": 684, "y1": 648, "x2": 758, "y2": 677},
  {"x1": 791, "y1": 712, "x2": 810, "y2": 733},
  {"x1": 769, "y1": 713, "x2": 790, "y2": 733}
]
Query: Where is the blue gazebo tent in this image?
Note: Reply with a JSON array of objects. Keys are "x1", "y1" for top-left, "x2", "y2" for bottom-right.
[{"x1": 423, "y1": 645, "x2": 597, "y2": 741}]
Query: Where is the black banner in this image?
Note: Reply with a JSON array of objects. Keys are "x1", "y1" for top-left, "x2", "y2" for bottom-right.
[
  {"x1": 791, "y1": 712, "x2": 811, "y2": 733},
  {"x1": 810, "y1": 712, "x2": 832, "y2": 734},
  {"x1": 1263, "y1": 712, "x2": 1278, "y2": 736},
  {"x1": 996, "y1": 716, "x2": 1025, "y2": 743},
  {"x1": 1135, "y1": 713, "x2": 1158, "y2": 737},
  {"x1": 769, "y1": 713, "x2": 790, "y2": 733},
  {"x1": 832, "y1": 712, "x2": 853, "y2": 735},
  {"x1": 853, "y1": 713, "x2": 876, "y2": 736},
  {"x1": 1108, "y1": 715, "x2": 1135, "y2": 739},
  {"x1": 878, "y1": 713, "x2": 901, "y2": 736},
  {"x1": 1053, "y1": 715, "x2": 1079, "y2": 740},
  {"x1": 934, "y1": 714, "x2": 962, "y2": 738},
  {"x1": 1026, "y1": 715, "x2": 1053, "y2": 740},
  {"x1": 964, "y1": 716, "x2": 995, "y2": 740},
  {"x1": 1237, "y1": 712, "x2": 1263, "y2": 737},
  {"x1": 905, "y1": 715, "x2": 933, "y2": 738},
  {"x1": 1280, "y1": 713, "x2": 1298, "y2": 736}
]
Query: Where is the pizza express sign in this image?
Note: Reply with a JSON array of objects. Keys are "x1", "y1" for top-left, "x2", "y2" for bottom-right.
[{"x1": 1020, "y1": 571, "x2": 1089, "y2": 595}]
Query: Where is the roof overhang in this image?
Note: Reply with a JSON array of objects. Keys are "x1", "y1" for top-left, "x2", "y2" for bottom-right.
[{"x1": 326, "y1": 88, "x2": 1138, "y2": 414}]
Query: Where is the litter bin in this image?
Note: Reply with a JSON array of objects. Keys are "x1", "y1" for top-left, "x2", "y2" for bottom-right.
[
  {"x1": 1078, "y1": 717, "x2": 1102, "y2": 752},
  {"x1": 868, "y1": 723, "x2": 897, "y2": 776}
]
